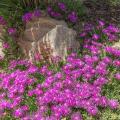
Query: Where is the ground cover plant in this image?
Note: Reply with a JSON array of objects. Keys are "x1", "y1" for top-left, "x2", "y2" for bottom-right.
[
  {"x1": 0, "y1": 0, "x2": 86, "y2": 32},
  {"x1": 0, "y1": 0, "x2": 120, "y2": 120}
]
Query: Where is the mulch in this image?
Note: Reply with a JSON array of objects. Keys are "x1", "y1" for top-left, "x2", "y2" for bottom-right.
[{"x1": 83, "y1": 0, "x2": 120, "y2": 25}]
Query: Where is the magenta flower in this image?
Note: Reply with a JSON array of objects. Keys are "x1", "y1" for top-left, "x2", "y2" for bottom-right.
[
  {"x1": 107, "y1": 24, "x2": 120, "y2": 33},
  {"x1": 71, "y1": 112, "x2": 83, "y2": 120},
  {"x1": 115, "y1": 73, "x2": 120, "y2": 80},
  {"x1": 113, "y1": 60, "x2": 120, "y2": 67},
  {"x1": 105, "y1": 46, "x2": 120, "y2": 57},
  {"x1": 87, "y1": 106, "x2": 98, "y2": 116},
  {"x1": 102, "y1": 57, "x2": 112, "y2": 64},
  {"x1": 13, "y1": 108, "x2": 24, "y2": 118},
  {"x1": 2, "y1": 42, "x2": 10, "y2": 49},
  {"x1": 47, "y1": 6, "x2": 52, "y2": 13},
  {"x1": 7, "y1": 27, "x2": 16, "y2": 35},
  {"x1": 0, "y1": 100, "x2": 11, "y2": 109},
  {"x1": 108, "y1": 100, "x2": 119, "y2": 109},
  {"x1": 80, "y1": 32, "x2": 87, "y2": 37},
  {"x1": 98, "y1": 20, "x2": 105, "y2": 27},
  {"x1": 34, "y1": 52, "x2": 42, "y2": 61},
  {"x1": 50, "y1": 11, "x2": 62, "y2": 18},
  {"x1": 22, "y1": 12, "x2": 33, "y2": 23},
  {"x1": 33, "y1": 9, "x2": 41, "y2": 17},
  {"x1": 94, "y1": 77, "x2": 108, "y2": 86},
  {"x1": 100, "y1": 96, "x2": 108, "y2": 107},
  {"x1": 21, "y1": 105, "x2": 29, "y2": 111},
  {"x1": 92, "y1": 34, "x2": 99, "y2": 40},
  {"x1": 58, "y1": 2, "x2": 66, "y2": 11},
  {"x1": 68, "y1": 11, "x2": 78, "y2": 23}
]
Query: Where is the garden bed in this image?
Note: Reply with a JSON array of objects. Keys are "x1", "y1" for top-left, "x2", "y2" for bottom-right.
[{"x1": 0, "y1": 0, "x2": 120, "y2": 120}]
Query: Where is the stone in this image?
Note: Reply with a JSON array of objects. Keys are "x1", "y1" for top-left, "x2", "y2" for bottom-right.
[
  {"x1": 0, "y1": 42, "x2": 4, "y2": 58},
  {"x1": 0, "y1": 25, "x2": 5, "y2": 58},
  {"x1": 113, "y1": 40, "x2": 120, "y2": 49},
  {"x1": 23, "y1": 17, "x2": 67, "y2": 42},
  {"x1": 17, "y1": 17, "x2": 79, "y2": 63}
]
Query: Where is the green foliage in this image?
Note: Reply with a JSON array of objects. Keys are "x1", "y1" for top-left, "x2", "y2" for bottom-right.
[
  {"x1": 0, "y1": 0, "x2": 86, "y2": 29},
  {"x1": 59, "y1": 0, "x2": 86, "y2": 17},
  {"x1": 100, "y1": 108, "x2": 120, "y2": 120},
  {"x1": 0, "y1": 0, "x2": 48, "y2": 29},
  {"x1": 0, "y1": 33, "x2": 21, "y2": 70},
  {"x1": 100, "y1": 73, "x2": 120, "y2": 120},
  {"x1": 3, "y1": 34, "x2": 21, "y2": 59},
  {"x1": 102, "y1": 78, "x2": 120, "y2": 101},
  {"x1": 110, "y1": 0, "x2": 120, "y2": 5},
  {"x1": 15, "y1": 65, "x2": 28, "y2": 71},
  {"x1": 31, "y1": 73, "x2": 45, "y2": 84},
  {"x1": 0, "y1": 0, "x2": 24, "y2": 28},
  {"x1": 23, "y1": 95, "x2": 38, "y2": 114},
  {"x1": 1, "y1": 114, "x2": 17, "y2": 120}
]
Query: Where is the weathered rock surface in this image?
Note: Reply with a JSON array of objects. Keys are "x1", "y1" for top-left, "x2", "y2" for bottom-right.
[
  {"x1": 0, "y1": 25, "x2": 5, "y2": 58},
  {"x1": 17, "y1": 17, "x2": 79, "y2": 62},
  {"x1": 113, "y1": 40, "x2": 120, "y2": 49},
  {"x1": 23, "y1": 17, "x2": 67, "y2": 42}
]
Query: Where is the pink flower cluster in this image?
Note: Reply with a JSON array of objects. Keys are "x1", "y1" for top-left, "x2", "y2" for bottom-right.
[
  {"x1": 104, "y1": 46, "x2": 120, "y2": 57},
  {"x1": 0, "y1": 11, "x2": 120, "y2": 119},
  {"x1": 102, "y1": 24, "x2": 120, "y2": 41},
  {"x1": 0, "y1": 52, "x2": 119, "y2": 119},
  {"x1": 79, "y1": 20, "x2": 120, "y2": 55},
  {"x1": 0, "y1": 16, "x2": 17, "y2": 36},
  {"x1": 22, "y1": 9, "x2": 41, "y2": 23},
  {"x1": 47, "y1": 2, "x2": 78, "y2": 23},
  {"x1": 104, "y1": 46, "x2": 120, "y2": 69}
]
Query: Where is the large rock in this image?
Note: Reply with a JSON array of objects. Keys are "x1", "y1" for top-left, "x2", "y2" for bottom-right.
[{"x1": 17, "y1": 17, "x2": 79, "y2": 63}]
